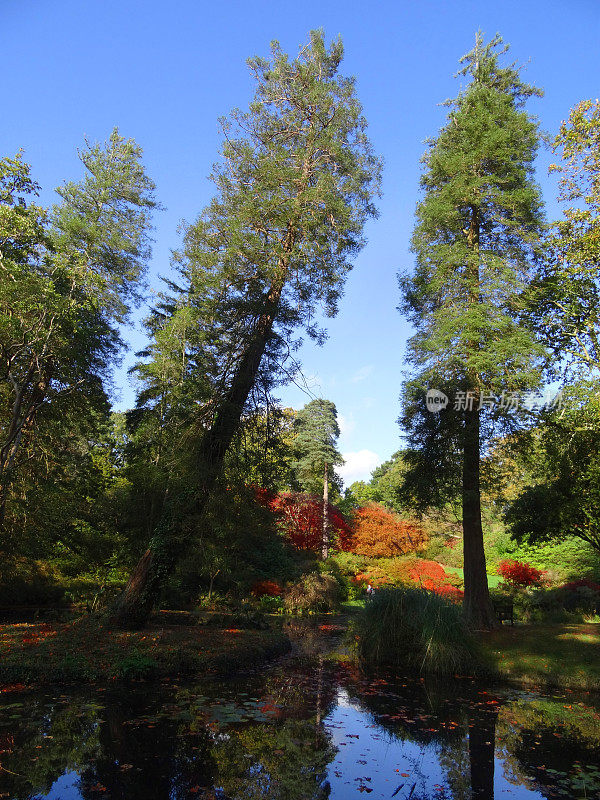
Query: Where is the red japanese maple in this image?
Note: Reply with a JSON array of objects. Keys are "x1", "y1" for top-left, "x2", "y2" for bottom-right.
[
  {"x1": 254, "y1": 489, "x2": 353, "y2": 552},
  {"x1": 251, "y1": 579, "x2": 284, "y2": 597}
]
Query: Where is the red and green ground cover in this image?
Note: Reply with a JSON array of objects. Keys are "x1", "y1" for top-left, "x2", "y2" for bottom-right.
[{"x1": 0, "y1": 616, "x2": 290, "y2": 685}]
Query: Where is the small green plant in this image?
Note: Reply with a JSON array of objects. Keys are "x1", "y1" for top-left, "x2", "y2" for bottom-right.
[
  {"x1": 353, "y1": 586, "x2": 479, "y2": 676},
  {"x1": 115, "y1": 650, "x2": 158, "y2": 680},
  {"x1": 258, "y1": 595, "x2": 284, "y2": 613}
]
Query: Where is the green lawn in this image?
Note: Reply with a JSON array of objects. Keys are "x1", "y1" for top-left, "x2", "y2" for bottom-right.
[
  {"x1": 443, "y1": 565, "x2": 502, "y2": 588},
  {"x1": 481, "y1": 623, "x2": 600, "y2": 691}
]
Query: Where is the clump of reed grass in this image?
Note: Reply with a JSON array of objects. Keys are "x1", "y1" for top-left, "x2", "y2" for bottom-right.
[{"x1": 354, "y1": 586, "x2": 479, "y2": 676}]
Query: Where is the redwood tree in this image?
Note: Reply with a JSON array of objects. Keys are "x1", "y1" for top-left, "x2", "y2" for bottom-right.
[
  {"x1": 399, "y1": 33, "x2": 546, "y2": 628},
  {"x1": 112, "y1": 31, "x2": 381, "y2": 627}
]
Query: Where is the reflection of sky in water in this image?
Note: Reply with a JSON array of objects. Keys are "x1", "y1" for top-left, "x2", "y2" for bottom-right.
[
  {"x1": 2, "y1": 661, "x2": 594, "y2": 800},
  {"x1": 324, "y1": 688, "x2": 546, "y2": 800},
  {"x1": 39, "y1": 770, "x2": 80, "y2": 800}
]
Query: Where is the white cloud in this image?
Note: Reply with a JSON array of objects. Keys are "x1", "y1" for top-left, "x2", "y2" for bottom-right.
[
  {"x1": 338, "y1": 450, "x2": 380, "y2": 485},
  {"x1": 351, "y1": 365, "x2": 374, "y2": 383},
  {"x1": 337, "y1": 413, "x2": 356, "y2": 440}
]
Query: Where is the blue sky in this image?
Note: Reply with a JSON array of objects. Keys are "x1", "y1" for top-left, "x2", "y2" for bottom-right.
[{"x1": 2, "y1": 0, "x2": 599, "y2": 483}]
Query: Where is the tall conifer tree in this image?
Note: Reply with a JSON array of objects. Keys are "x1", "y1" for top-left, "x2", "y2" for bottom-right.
[
  {"x1": 113, "y1": 31, "x2": 381, "y2": 627},
  {"x1": 400, "y1": 33, "x2": 546, "y2": 628},
  {"x1": 293, "y1": 398, "x2": 343, "y2": 558}
]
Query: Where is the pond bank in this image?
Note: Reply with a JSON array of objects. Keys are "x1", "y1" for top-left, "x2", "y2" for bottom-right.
[
  {"x1": 0, "y1": 616, "x2": 291, "y2": 685},
  {"x1": 2, "y1": 612, "x2": 598, "y2": 693}
]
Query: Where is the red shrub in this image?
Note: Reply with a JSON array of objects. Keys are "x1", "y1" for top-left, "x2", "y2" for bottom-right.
[
  {"x1": 497, "y1": 559, "x2": 545, "y2": 587},
  {"x1": 341, "y1": 505, "x2": 427, "y2": 557},
  {"x1": 560, "y1": 579, "x2": 600, "y2": 593},
  {"x1": 405, "y1": 560, "x2": 464, "y2": 600},
  {"x1": 251, "y1": 580, "x2": 283, "y2": 598}
]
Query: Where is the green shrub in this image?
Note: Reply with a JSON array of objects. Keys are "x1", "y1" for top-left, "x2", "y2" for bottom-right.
[
  {"x1": 284, "y1": 573, "x2": 343, "y2": 613},
  {"x1": 318, "y1": 558, "x2": 350, "y2": 600},
  {"x1": 353, "y1": 586, "x2": 479, "y2": 676},
  {"x1": 0, "y1": 559, "x2": 65, "y2": 606}
]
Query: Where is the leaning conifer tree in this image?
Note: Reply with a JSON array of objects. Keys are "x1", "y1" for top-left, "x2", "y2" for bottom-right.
[
  {"x1": 112, "y1": 31, "x2": 381, "y2": 627},
  {"x1": 399, "y1": 33, "x2": 546, "y2": 628}
]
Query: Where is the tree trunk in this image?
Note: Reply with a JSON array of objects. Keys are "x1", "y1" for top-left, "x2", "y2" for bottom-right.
[
  {"x1": 462, "y1": 406, "x2": 497, "y2": 629},
  {"x1": 208, "y1": 569, "x2": 220, "y2": 602},
  {"x1": 111, "y1": 269, "x2": 289, "y2": 629},
  {"x1": 322, "y1": 462, "x2": 329, "y2": 560},
  {"x1": 462, "y1": 203, "x2": 497, "y2": 630},
  {"x1": 468, "y1": 704, "x2": 498, "y2": 800}
]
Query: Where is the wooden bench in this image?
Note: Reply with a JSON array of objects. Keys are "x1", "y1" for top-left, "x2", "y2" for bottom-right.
[{"x1": 492, "y1": 599, "x2": 514, "y2": 625}]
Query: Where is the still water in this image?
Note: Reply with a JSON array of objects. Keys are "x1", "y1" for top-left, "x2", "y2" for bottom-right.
[{"x1": 1, "y1": 625, "x2": 599, "y2": 800}]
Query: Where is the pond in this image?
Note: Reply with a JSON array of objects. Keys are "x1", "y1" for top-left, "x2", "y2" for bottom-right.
[{"x1": 1, "y1": 624, "x2": 599, "y2": 800}]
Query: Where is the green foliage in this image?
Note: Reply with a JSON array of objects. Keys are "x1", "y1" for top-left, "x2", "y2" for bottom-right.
[
  {"x1": 163, "y1": 483, "x2": 303, "y2": 605},
  {"x1": 354, "y1": 586, "x2": 479, "y2": 675},
  {"x1": 114, "y1": 650, "x2": 159, "y2": 680},
  {"x1": 533, "y1": 99, "x2": 600, "y2": 377},
  {"x1": 257, "y1": 594, "x2": 284, "y2": 613},
  {"x1": 507, "y1": 537, "x2": 600, "y2": 583},
  {"x1": 317, "y1": 556, "x2": 351, "y2": 600},
  {"x1": 0, "y1": 132, "x2": 157, "y2": 519},
  {"x1": 112, "y1": 32, "x2": 382, "y2": 622},
  {"x1": 0, "y1": 559, "x2": 65, "y2": 606},
  {"x1": 505, "y1": 384, "x2": 600, "y2": 555},
  {"x1": 399, "y1": 32, "x2": 546, "y2": 506}
]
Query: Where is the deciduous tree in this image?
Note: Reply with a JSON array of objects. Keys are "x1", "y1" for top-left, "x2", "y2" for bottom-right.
[
  {"x1": 0, "y1": 131, "x2": 157, "y2": 526},
  {"x1": 533, "y1": 100, "x2": 600, "y2": 377}
]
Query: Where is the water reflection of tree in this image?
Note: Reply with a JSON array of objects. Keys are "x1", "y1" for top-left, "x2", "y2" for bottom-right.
[
  {"x1": 0, "y1": 688, "x2": 217, "y2": 800},
  {"x1": 0, "y1": 693, "x2": 101, "y2": 799},
  {"x1": 6, "y1": 661, "x2": 599, "y2": 800},
  {"x1": 467, "y1": 704, "x2": 498, "y2": 800},
  {"x1": 210, "y1": 656, "x2": 336, "y2": 799},
  {"x1": 497, "y1": 697, "x2": 600, "y2": 799},
  {"x1": 77, "y1": 689, "x2": 215, "y2": 800},
  {"x1": 211, "y1": 717, "x2": 334, "y2": 799},
  {"x1": 340, "y1": 669, "x2": 500, "y2": 800}
]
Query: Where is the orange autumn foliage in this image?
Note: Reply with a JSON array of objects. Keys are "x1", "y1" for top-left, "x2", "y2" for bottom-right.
[
  {"x1": 353, "y1": 558, "x2": 463, "y2": 601},
  {"x1": 343, "y1": 505, "x2": 427, "y2": 557}
]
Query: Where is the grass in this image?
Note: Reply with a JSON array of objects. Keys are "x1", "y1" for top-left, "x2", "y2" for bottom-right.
[
  {"x1": 442, "y1": 565, "x2": 502, "y2": 588},
  {"x1": 481, "y1": 622, "x2": 600, "y2": 691},
  {"x1": 0, "y1": 615, "x2": 290, "y2": 685}
]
